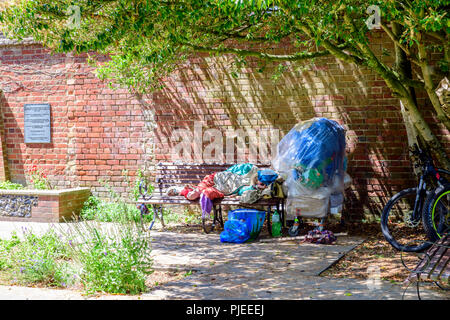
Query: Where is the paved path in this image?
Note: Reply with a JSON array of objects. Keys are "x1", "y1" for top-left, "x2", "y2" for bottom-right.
[{"x1": 0, "y1": 221, "x2": 448, "y2": 300}]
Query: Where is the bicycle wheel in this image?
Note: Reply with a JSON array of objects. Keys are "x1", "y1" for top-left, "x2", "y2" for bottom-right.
[
  {"x1": 423, "y1": 184, "x2": 450, "y2": 242},
  {"x1": 381, "y1": 188, "x2": 431, "y2": 252}
]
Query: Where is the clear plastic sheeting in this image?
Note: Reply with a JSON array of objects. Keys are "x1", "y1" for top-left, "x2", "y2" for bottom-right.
[{"x1": 273, "y1": 118, "x2": 348, "y2": 219}]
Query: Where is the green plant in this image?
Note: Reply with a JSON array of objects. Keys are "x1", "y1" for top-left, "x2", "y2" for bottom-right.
[
  {"x1": 0, "y1": 181, "x2": 24, "y2": 190},
  {"x1": 123, "y1": 169, "x2": 153, "y2": 202},
  {"x1": 2, "y1": 229, "x2": 74, "y2": 287},
  {"x1": 80, "y1": 195, "x2": 143, "y2": 223},
  {"x1": 81, "y1": 173, "x2": 155, "y2": 223},
  {"x1": 0, "y1": 216, "x2": 153, "y2": 295},
  {"x1": 61, "y1": 220, "x2": 153, "y2": 295}
]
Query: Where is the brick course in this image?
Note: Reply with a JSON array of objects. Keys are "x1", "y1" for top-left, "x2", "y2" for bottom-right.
[
  {"x1": 0, "y1": 30, "x2": 448, "y2": 222},
  {"x1": 0, "y1": 187, "x2": 91, "y2": 222}
]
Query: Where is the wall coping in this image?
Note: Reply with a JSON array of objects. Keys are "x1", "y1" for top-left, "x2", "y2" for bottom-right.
[
  {"x1": 0, "y1": 187, "x2": 90, "y2": 196},
  {"x1": 0, "y1": 33, "x2": 38, "y2": 47}
]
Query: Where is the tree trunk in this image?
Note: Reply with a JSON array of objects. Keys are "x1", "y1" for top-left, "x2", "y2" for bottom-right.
[
  {"x1": 388, "y1": 23, "x2": 450, "y2": 169},
  {"x1": 392, "y1": 23, "x2": 419, "y2": 149},
  {"x1": 417, "y1": 38, "x2": 450, "y2": 131}
]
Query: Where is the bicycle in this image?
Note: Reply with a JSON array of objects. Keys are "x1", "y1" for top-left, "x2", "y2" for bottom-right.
[
  {"x1": 422, "y1": 182, "x2": 450, "y2": 242},
  {"x1": 380, "y1": 141, "x2": 449, "y2": 252}
]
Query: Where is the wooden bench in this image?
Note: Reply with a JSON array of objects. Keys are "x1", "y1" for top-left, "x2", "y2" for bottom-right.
[
  {"x1": 403, "y1": 233, "x2": 449, "y2": 299},
  {"x1": 137, "y1": 162, "x2": 286, "y2": 233}
]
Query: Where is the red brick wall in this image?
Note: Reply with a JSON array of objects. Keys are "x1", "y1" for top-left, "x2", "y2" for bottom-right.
[
  {"x1": 0, "y1": 30, "x2": 448, "y2": 221},
  {"x1": 0, "y1": 89, "x2": 9, "y2": 181},
  {"x1": 0, "y1": 46, "x2": 153, "y2": 198}
]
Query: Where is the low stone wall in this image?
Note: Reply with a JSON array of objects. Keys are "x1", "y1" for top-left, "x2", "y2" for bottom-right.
[{"x1": 0, "y1": 187, "x2": 90, "y2": 222}]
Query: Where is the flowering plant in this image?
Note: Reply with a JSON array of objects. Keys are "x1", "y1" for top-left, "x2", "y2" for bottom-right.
[{"x1": 28, "y1": 165, "x2": 52, "y2": 190}]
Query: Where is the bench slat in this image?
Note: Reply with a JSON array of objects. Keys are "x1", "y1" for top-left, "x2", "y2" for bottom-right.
[
  {"x1": 406, "y1": 234, "x2": 450, "y2": 283},
  {"x1": 429, "y1": 249, "x2": 449, "y2": 282},
  {"x1": 407, "y1": 244, "x2": 441, "y2": 282},
  {"x1": 138, "y1": 196, "x2": 283, "y2": 207},
  {"x1": 422, "y1": 245, "x2": 447, "y2": 277}
]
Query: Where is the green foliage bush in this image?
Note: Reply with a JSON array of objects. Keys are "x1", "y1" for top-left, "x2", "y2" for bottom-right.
[
  {"x1": 0, "y1": 181, "x2": 25, "y2": 190},
  {"x1": 0, "y1": 221, "x2": 152, "y2": 295},
  {"x1": 80, "y1": 195, "x2": 143, "y2": 222},
  {"x1": 66, "y1": 222, "x2": 152, "y2": 294},
  {"x1": 0, "y1": 230, "x2": 75, "y2": 287}
]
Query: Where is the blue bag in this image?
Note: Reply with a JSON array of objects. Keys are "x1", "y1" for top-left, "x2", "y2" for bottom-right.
[
  {"x1": 220, "y1": 219, "x2": 251, "y2": 243},
  {"x1": 257, "y1": 169, "x2": 278, "y2": 186}
]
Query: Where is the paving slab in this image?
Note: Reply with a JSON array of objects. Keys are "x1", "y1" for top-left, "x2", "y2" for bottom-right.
[
  {"x1": 0, "y1": 221, "x2": 448, "y2": 300},
  {"x1": 149, "y1": 231, "x2": 363, "y2": 277}
]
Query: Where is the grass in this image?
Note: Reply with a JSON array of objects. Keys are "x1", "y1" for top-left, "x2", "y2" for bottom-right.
[
  {"x1": 0, "y1": 177, "x2": 202, "y2": 295},
  {"x1": 0, "y1": 180, "x2": 25, "y2": 190},
  {"x1": 0, "y1": 219, "x2": 153, "y2": 295}
]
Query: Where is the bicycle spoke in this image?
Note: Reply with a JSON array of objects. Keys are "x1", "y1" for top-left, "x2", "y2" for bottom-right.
[{"x1": 381, "y1": 188, "x2": 430, "y2": 252}]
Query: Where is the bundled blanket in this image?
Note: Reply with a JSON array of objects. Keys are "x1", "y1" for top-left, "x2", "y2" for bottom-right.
[{"x1": 167, "y1": 163, "x2": 284, "y2": 216}]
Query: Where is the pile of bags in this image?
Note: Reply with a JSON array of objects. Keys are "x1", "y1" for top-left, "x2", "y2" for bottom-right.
[
  {"x1": 272, "y1": 118, "x2": 351, "y2": 220},
  {"x1": 165, "y1": 163, "x2": 284, "y2": 220}
]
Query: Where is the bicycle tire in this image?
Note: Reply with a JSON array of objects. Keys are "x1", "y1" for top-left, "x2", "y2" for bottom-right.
[
  {"x1": 422, "y1": 183, "x2": 450, "y2": 242},
  {"x1": 380, "y1": 187, "x2": 431, "y2": 252}
]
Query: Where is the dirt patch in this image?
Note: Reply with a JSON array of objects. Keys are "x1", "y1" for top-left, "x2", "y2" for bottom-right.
[
  {"x1": 146, "y1": 270, "x2": 191, "y2": 289},
  {"x1": 319, "y1": 222, "x2": 429, "y2": 284}
]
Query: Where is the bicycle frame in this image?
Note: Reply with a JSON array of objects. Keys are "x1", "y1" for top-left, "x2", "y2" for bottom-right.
[
  {"x1": 411, "y1": 176, "x2": 427, "y2": 223},
  {"x1": 407, "y1": 143, "x2": 448, "y2": 223}
]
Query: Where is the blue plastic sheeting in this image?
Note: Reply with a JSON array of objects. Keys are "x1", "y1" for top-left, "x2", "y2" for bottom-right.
[
  {"x1": 274, "y1": 118, "x2": 346, "y2": 189},
  {"x1": 220, "y1": 219, "x2": 250, "y2": 243},
  {"x1": 228, "y1": 208, "x2": 266, "y2": 241}
]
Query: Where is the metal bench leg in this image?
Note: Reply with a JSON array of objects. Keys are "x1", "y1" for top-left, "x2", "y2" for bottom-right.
[
  {"x1": 218, "y1": 204, "x2": 224, "y2": 228},
  {"x1": 267, "y1": 205, "x2": 273, "y2": 236},
  {"x1": 138, "y1": 203, "x2": 149, "y2": 231},
  {"x1": 158, "y1": 205, "x2": 166, "y2": 229},
  {"x1": 149, "y1": 204, "x2": 165, "y2": 230}
]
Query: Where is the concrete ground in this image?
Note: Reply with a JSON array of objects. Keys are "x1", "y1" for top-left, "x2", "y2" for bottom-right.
[{"x1": 0, "y1": 221, "x2": 448, "y2": 300}]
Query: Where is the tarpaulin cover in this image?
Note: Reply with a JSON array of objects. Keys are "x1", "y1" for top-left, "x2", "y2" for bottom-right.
[
  {"x1": 273, "y1": 118, "x2": 346, "y2": 188},
  {"x1": 273, "y1": 118, "x2": 347, "y2": 219}
]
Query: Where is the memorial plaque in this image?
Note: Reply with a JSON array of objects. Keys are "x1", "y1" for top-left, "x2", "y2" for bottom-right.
[{"x1": 24, "y1": 104, "x2": 51, "y2": 143}]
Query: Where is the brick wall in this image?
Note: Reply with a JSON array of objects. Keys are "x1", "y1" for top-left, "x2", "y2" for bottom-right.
[
  {"x1": 0, "y1": 30, "x2": 448, "y2": 221},
  {"x1": 0, "y1": 187, "x2": 91, "y2": 222},
  {"x1": 0, "y1": 89, "x2": 9, "y2": 181},
  {"x1": 0, "y1": 46, "x2": 154, "y2": 198}
]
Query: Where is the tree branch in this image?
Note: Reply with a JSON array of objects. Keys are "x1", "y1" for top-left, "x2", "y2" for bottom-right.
[
  {"x1": 380, "y1": 21, "x2": 420, "y2": 66},
  {"x1": 183, "y1": 42, "x2": 347, "y2": 62}
]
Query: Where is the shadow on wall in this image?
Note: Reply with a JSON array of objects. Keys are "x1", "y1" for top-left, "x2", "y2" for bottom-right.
[
  {"x1": 0, "y1": 89, "x2": 10, "y2": 182},
  {"x1": 137, "y1": 50, "x2": 428, "y2": 222}
]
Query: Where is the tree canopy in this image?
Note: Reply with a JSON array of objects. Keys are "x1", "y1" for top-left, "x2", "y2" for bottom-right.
[{"x1": 1, "y1": 0, "x2": 449, "y2": 166}]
